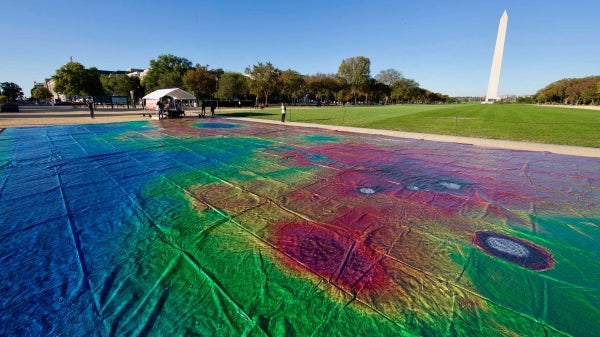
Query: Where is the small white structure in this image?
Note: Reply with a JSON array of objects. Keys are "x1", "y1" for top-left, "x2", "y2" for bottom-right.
[
  {"x1": 485, "y1": 10, "x2": 508, "y2": 103},
  {"x1": 142, "y1": 88, "x2": 196, "y2": 110}
]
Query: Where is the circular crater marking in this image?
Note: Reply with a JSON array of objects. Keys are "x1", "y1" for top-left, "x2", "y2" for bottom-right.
[
  {"x1": 196, "y1": 122, "x2": 238, "y2": 129},
  {"x1": 473, "y1": 231, "x2": 554, "y2": 271},
  {"x1": 358, "y1": 187, "x2": 377, "y2": 194}
]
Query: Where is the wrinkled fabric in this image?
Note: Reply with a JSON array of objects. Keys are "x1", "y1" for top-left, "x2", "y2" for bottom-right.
[{"x1": 0, "y1": 119, "x2": 598, "y2": 336}]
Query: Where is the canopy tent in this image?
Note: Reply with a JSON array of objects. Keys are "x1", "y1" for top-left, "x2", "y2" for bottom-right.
[
  {"x1": 142, "y1": 88, "x2": 196, "y2": 101},
  {"x1": 142, "y1": 88, "x2": 196, "y2": 112}
]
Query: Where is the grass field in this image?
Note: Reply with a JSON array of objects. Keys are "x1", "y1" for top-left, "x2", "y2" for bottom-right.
[{"x1": 221, "y1": 104, "x2": 600, "y2": 148}]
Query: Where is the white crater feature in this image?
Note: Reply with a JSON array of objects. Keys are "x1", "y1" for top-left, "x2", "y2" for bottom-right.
[
  {"x1": 486, "y1": 236, "x2": 529, "y2": 258},
  {"x1": 359, "y1": 187, "x2": 376, "y2": 194},
  {"x1": 439, "y1": 182, "x2": 461, "y2": 190}
]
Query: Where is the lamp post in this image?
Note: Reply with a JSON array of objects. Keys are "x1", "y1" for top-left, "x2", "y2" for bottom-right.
[
  {"x1": 215, "y1": 76, "x2": 219, "y2": 110},
  {"x1": 130, "y1": 90, "x2": 135, "y2": 108}
]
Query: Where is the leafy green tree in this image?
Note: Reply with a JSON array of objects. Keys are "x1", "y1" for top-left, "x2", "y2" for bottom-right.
[
  {"x1": 365, "y1": 78, "x2": 390, "y2": 104},
  {"x1": 52, "y1": 62, "x2": 103, "y2": 98},
  {"x1": 99, "y1": 75, "x2": 110, "y2": 91},
  {"x1": 279, "y1": 70, "x2": 305, "y2": 102},
  {"x1": 53, "y1": 62, "x2": 88, "y2": 97},
  {"x1": 335, "y1": 87, "x2": 352, "y2": 103},
  {"x1": 183, "y1": 66, "x2": 216, "y2": 99},
  {"x1": 390, "y1": 78, "x2": 420, "y2": 103},
  {"x1": 31, "y1": 86, "x2": 53, "y2": 102},
  {"x1": 373, "y1": 70, "x2": 406, "y2": 104},
  {"x1": 209, "y1": 68, "x2": 225, "y2": 80},
  {"x1": 209, "y1": 68, "x2": 225, "y2": 100},
  {"x1": 101, "y1": 74, "x2": 143, "y2": 98},
  {"x1": 0, "y1": 82, "x2": 24, "y2": 101},
  {"x1": 516, "y1": 95, "x2": 535, "y2": 104},
  {"x1": 142, "y1": 54, "x2": 193, "y2": 92},
  {"x1": 305, "y1": 73, "x2": 341, "y2": 103},
  {"x1": 245, "y1": 62, "x2": 281, "y2": 105},
  {"x1": 217, "y1": 72, "x2": 248, "y2": 100},
  {"x1": 337, "y1": 56, "x2": 371, "y2": 103},
  {"x1": 84, "y1": 67, "x2": 104, "y2": 96}
]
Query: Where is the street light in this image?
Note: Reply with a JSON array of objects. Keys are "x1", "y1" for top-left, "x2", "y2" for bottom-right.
[
  {"x1": 215, "y1": 76, "x2": 219, "y2": 110},
  {"x1": 130, "y1": 90, "x2": 135, "y2": 108}
]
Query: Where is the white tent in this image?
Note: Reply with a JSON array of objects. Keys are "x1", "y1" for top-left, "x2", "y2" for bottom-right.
[
  {"x1": 142, "y1": 88, "x2": 196, "y2": 111},
  {"x1": 142, "y1": 88, "x2": 196, "y2": 100}
]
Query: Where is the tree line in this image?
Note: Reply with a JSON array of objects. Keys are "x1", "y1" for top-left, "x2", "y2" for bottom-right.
[
  {"x1": 28, "y1": 54, "x2": 451, "y2": 105},
  {"x1": 8, "y1": 55, "x2": 600, "y2": 105},
  {"x1": 534, "y1": 75, "x2": 600, "y2": 105}
]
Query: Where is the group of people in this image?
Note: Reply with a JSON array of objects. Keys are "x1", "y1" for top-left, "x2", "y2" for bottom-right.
[
  {"x1": 154, "y1": 99, "x2": 186, "y2": 119},
  {"x1": 150, "y1": 99, "x2": 287, "y2": 122},
  {"x1": 199, "y1": 101, "x2": 217, "y2": 118}
]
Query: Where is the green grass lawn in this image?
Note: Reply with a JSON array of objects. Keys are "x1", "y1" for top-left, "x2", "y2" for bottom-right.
[{"x1": 220, "y1": 104, "x2": 600, "y2": 148}]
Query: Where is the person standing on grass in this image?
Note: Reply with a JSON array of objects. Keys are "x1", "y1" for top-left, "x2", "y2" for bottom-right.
[
  {"x1": 281, "y1": 102, "x2": 286, "y2": 122},
  {"x1": 87, "y1": 99, "x2": 94, "y2": 118}
]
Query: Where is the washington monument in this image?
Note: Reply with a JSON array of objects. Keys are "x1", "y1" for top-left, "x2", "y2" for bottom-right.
[{"x1": 485, "y1": 10, "x2": 508, "y2": 102}]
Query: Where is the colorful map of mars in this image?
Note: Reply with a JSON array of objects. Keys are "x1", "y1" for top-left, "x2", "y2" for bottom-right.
[{"x1": 1, "y1": 119, "x2": 598, "y2": 336}]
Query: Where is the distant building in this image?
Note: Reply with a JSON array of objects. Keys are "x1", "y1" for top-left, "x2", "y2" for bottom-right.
[
  {"x1": 39, "y1": 66, "x2": 147, "y2": 102},
  {"x1": 96, "y1": 68, "x2": 147, "y2": 78},
  {"x1": 41, "y1": 78, "x2": 62, "y2": 102},
  {"x1": 126, "y1": 68, "x2": 148, "y2": 78},
  {"x1": 97, "y1": 70, "x2": 128, "y2": 76}
]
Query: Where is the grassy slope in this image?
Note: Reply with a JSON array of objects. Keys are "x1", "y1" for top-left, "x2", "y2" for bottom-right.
[{"x1": 222, "y1": 104, "x2": 600, "y2": 148}]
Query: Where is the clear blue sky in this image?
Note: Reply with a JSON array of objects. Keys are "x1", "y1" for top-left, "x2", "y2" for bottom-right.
[{"x1": 2, "y1": 0, "x2": 599, "y2": 98}]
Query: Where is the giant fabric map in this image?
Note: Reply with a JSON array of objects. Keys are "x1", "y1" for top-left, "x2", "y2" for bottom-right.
[{"x1": 1, "y1": 119, "x2": 598, "y2": 336}]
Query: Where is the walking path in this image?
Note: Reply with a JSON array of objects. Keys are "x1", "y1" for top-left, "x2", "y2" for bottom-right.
[
  {"x1": 232, "y1": 117, "x2": 600, "y2": 158},
  {"x1": 2, "y1": 105, "x2": 599, "y2": 158}
]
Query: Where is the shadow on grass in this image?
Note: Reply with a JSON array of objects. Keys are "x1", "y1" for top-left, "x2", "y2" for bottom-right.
[
  {"x1": 218, "y1": 111, "x2": 336, "y2": 123},
  {"x1": 290, "y1": 118, "x2": 335, "y2": 122},
  {"x1": 218, "y1": 111, "x2": 274, "y2": 117}
]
